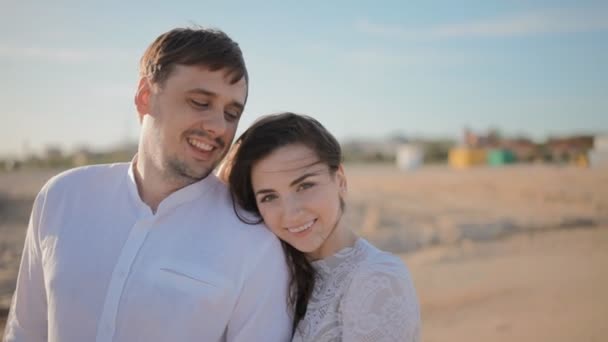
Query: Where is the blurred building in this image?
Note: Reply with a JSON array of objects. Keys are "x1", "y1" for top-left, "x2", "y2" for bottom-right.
[
  {"x1": 545, "y1": 135, "x2": 593, "y2": 166},
  {"x1": 463, "y1": 127, "x2": 500, "y2": 149},
  {"x1": 342, "y1": 138, "x2": 400, "y2": 162},
  {"x1": 396, "y1": 144, "x2": 424, "y2": 170},
  {"x1": 590, "y1": 135, "x2": 608, "y2": 167},
  {"x1": 499, "y1": 138, "x2": 538, "y2": 162}
]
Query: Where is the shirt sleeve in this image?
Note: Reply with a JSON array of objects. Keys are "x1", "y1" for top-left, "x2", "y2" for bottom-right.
[
  {"x1": 225, "y1": 236, "x2": 292, "y2": 342},
  {"x1": 341, "y1": 261, "x2": 421, "y2": 342},
  {"x1": 3, "y1": 189, "x2": 49, "y2": 342}
]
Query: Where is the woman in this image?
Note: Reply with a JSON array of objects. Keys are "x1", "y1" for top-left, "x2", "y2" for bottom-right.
[{"x1": 224, "y1": 112, "x2": 420, "y2": 341}]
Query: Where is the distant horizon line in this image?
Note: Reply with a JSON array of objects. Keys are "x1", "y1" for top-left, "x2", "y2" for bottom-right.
[{"x1": 1, "y1": 129, "x2": 605, "y2": 159}]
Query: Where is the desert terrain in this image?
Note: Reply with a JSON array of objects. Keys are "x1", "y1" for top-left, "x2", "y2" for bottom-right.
[{"x1": 1, "y1": 164, "x2": 607, "y2": 341}]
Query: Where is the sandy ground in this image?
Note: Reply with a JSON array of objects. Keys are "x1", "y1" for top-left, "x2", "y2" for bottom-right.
[
  {"x1": 1, "y1": 164, "x2": 606, "y2": 340},
  {"x1": 345, "y1": 163, "x2": 608, "y2": 253},
  {"x1": 405, "y1": 226, "x2": 608, "y2": 342}
]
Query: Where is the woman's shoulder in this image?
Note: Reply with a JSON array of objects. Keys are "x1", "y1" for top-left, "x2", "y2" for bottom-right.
[
  {"x1": 342, "y1": 239, "x2": 419, "y2": 308},
  {"x1": 341, "y1": 239, "x2": 421, "y2": 341},
  {"x1": 353, "y1": 239, "x2": 413, "y2": 281}
]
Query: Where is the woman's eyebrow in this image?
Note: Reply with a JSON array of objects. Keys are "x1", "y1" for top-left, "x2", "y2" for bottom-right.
[
  {"x1": 289, "y1": 171, "x2": 321, "y2": 187},
  {"x1": 255, "y1": 188, "x2": 275, "y2": 196}
]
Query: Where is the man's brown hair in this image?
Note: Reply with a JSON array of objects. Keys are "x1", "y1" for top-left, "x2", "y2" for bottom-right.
[{"x1": 139, "y1": 27, "x2": 248, "y2": 87}]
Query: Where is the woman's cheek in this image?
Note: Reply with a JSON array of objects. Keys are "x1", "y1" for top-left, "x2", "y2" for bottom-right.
[{"x1": 261, "y1": 207, "x2": 282, "y2": 234}]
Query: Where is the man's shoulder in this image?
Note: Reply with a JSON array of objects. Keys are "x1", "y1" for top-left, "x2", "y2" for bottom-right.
[
  {"x1": 203, "y1": 175, "x2": 273, "y2": 235},
  {"x1": 222, "y1": 216, "x2": 279, "y2": 252},
  {"x1": 45, "y1": 163, "x2": 129, "y2": 189},
  {"x1": 39, "y1": 163, "x2": 130, "y2": 203},
  {"x1": 185, "y1": 176, "x2": 287, "y2": 277}
]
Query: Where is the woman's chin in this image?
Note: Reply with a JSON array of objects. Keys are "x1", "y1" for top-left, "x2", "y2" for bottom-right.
[{"x1": 285, "y1": 239, "x2": 319, "y2": 256}]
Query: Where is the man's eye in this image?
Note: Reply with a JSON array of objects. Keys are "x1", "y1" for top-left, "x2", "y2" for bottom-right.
[
  {"x1": 190, "y1": 100, "x2": 209, "y2": 108},
  {"x1": 297, "y1": 182, "x2": 314, "y2": 191},
  {"x1": 225, "y1": 112, "x2": 239, "y2": 122}
]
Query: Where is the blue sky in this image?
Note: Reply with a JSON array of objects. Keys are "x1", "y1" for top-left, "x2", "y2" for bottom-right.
[{"x1": 1, "y1": 0, "x2": 607, "y2": 157}]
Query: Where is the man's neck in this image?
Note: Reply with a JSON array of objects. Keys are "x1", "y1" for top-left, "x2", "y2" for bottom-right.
[{"x1": 133, "y1": 156, "x2": 190, "y2": 213}]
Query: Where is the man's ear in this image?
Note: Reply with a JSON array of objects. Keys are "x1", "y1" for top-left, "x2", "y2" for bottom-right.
[{"x1": 135, "y1": 77, "x2": 152, "y2": 123}]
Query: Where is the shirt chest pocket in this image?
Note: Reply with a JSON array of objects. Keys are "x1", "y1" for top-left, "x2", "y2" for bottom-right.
[
  {"x1": 117, "y1": 262, "x2": 236, "y2": 340},
  {"x1": 151, "y1": 261, "x2": 235, "y2": 317},
  {"x1": 158, "y1": 260, "x2": 229, "y2": 288}
]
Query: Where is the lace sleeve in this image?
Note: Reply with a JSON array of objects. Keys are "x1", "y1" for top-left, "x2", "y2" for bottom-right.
[{"x1": 341, "y1": 261, "x2": 420, "y2": 342}]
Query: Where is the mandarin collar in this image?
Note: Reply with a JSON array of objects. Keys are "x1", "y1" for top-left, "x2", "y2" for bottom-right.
[{"x1": 126, "y1": 158, "x2": 218, "y2": 217}]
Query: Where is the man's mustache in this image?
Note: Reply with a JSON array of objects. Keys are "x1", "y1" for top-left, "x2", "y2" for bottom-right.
[{"x1": 185, "y1": 129, "x2": 226, "y2": 149}]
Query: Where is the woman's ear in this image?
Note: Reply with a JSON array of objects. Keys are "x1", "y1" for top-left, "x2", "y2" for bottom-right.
[{"x1": 336, "y1": 164, "x2": 347, "y2": 195}]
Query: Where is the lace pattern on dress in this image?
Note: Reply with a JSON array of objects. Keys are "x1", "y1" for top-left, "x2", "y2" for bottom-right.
[{"x1": 292, "y1": 239, "x2": 420, "y2": 342}]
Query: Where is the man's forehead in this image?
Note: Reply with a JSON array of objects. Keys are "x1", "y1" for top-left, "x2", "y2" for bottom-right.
[{"x1": 170, "y1": 65, "x2": 246, "y2": 89}]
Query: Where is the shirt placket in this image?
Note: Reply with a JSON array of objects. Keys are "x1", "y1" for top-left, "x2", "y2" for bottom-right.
[{"x1": 95, "y1": 215, "x2": 153, "y2": 342}]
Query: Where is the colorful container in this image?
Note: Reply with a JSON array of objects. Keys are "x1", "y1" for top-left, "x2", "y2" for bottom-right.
[
  {"x1": 573, "y1": 153, "x2": 589, "y2": 168},
  {"x1": 448, "y1": 147, "x2": 487, "y2": 169},
  {"x1": 487, "y1": 149, "x2": 516, "y2": 166}
]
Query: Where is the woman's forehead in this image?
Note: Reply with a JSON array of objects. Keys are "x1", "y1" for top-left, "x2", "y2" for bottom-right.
[
  {"x1": 253, "y1": 144, "x2": 321, "y2": 174},
  {"x1": 251, "y1": 145, "x2": 331, "y2": 188}
]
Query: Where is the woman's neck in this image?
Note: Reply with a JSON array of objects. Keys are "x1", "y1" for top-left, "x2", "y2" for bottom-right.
[{"x1": 306, "y1": 224, "x2": 358, "y2": 261}]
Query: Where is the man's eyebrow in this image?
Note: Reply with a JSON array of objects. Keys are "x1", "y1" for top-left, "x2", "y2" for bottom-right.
[
  {"x1": 186, "y1": 87, "x2": 244, "y2": 112},
  {"x1": 186, "y1": 87, "x2": 216, "y2": 97},
  {"x1": 230, "y1": 101, "x2": 244, "y2": 113}
]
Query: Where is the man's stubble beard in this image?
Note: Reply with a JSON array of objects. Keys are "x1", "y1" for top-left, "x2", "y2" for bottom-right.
[
  {"x1": 163, "y1": 145, "x2": 230, "y2": 186},
  {"x1": 165, "y1": 156, "x2": 214, "y2": 184}
]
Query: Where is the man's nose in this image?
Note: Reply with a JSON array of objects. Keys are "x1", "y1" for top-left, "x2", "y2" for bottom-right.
[{"x1": 201, "y1": 108, "x2": 227, "y2": 137}]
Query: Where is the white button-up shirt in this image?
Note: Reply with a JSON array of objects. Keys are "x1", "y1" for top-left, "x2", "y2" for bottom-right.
[{"x1": 4, "y1": 163, "x2": 291, "y2": 342}]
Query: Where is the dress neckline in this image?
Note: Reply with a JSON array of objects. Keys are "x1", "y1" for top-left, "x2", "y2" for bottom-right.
[{"x1": 311, "y1": 238, "x2": 366, "y2": 276}]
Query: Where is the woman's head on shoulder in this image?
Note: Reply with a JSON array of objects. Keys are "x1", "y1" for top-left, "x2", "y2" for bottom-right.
[
  {"x1": 225, "y1": 112, "x2": 348, "y2": 257},
  {"x1": 222, "y1": 112, "x2": 357, "y2": 331}
]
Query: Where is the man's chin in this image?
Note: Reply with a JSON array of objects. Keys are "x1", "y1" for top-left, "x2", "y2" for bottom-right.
[
  {"x1": 183, "y1": 167, "x2": 214, "y2": 182},
  {"x1": 167, "y1": 159, "x2": 216, "y2": 184}
]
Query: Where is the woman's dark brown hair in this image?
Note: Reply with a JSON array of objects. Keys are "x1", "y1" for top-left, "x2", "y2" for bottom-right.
[{"x1": 222, "y1": 112, "x2": 343, "y2": 333}]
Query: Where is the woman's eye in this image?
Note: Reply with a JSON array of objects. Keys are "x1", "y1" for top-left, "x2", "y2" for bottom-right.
[{"x1": 260, "y1": 194, "x2": 277, "y2": 203}]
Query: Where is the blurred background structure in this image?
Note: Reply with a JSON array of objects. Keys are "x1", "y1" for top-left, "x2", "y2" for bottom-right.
[{"x1": 1, "y1": 1, "x2": 607, "y2": 341}]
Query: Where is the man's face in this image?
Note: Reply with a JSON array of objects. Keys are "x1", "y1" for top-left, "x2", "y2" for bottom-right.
[{"x1": 137, "y1": 65, "x2": 248, "y2": 184}]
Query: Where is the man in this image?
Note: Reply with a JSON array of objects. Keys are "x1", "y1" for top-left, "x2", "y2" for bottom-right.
[{"x1": 4, "y1": 27, "x2": 291, "y2": 342}]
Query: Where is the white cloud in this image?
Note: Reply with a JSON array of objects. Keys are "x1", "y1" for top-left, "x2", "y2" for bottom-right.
[{"x1": 357, "y1": 7, "x2": 608, "y2": 40}]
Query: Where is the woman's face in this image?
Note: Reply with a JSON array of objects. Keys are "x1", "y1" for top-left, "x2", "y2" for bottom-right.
[{"x1": 251, "y1": 143, "x2": 346, "y2": 258}]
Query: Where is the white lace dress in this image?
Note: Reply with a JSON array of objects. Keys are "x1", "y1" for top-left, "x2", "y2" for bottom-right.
[{"x1": 292, "y1": 238, "x2": 420, "y2": 342}]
